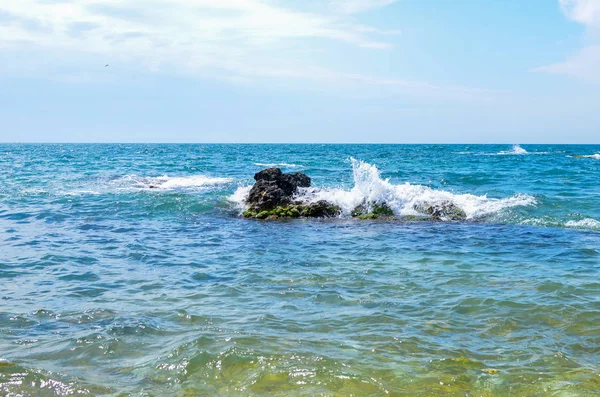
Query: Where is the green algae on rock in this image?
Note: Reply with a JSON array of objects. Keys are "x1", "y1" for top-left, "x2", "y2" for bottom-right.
[
  {"x1": 351, "y1": 201, "x2": 395, "y2": 220},
  {"x1": 414, "y1": 201, "x2": 467, "y2": 221},
  {"x1": 243, "y1": 201, "x2": 341, "y2": 220}
]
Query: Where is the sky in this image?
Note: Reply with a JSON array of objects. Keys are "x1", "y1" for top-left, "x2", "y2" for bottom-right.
[{"x1": 0, "y1": 0, "x2": 599, "y2": 143}]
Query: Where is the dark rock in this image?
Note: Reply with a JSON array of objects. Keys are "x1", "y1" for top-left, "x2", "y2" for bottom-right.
[
  {"x1": 253, "y1": 168, "x2": 310, "y2": 196},
  {"x1": 246, "y1": 168, "x2": 311, "y2": 212},
  {"x1": 300, "y1": 200, "x2": 341, "y2": 218},
  {"x1": 414, "y1": 201, "x2": 466, "y2": 221},
  {"x1": 357, "y1": 213, "x2": 379, "y2": 220}
]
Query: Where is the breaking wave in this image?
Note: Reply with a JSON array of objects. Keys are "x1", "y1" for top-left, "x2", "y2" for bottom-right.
[
  {"x1": 231, "y1": 158, "x2": 536, "y2": 221},
  {"x1": 578, "y1": 154, "x2": 600, "y2": 160},
  {"x1": 565, "y1": 218, "x2": 600, "y2": 231},
  {"x1": 498, "y1": 144, "x2": 528, "y2": 155},
  {"x1": 112, "y1": 174, "x2": 232, "y2": 190}
]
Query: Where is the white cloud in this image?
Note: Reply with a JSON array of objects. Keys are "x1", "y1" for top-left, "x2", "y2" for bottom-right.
[
  {"x1": 0, "y1": 0, "x2": 392, "y2": 75},
  {"x1": 329, "y1": 0, "x2": 398, "y2": 14},
  {"x1": 559, "y1": 0, "x2": 600, "y2": 26},
  {"x1": 535, "y1": 0, "x2": 600, "y2": 83},
  {"x1": 535, "y1": 45, "x2": 600, "y2": 83},
  {"x1": 0, "y1": 0, "x2": 485, "y2": 99}
]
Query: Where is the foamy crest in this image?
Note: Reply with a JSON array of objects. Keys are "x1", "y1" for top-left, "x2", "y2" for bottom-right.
[
  {"x1": 297, "y1": 158, "x2": 535, "y2": 219},
  {"x1": 498, "y1": 144, "x2": 528, "y2": 155},
  {"x1": 115, "y1": 174, "x2": 232, "y2": 190},
  {"x1": 580, "y1": 154, "x2": 600, "y2": 159},
  {"x1": 565, "y1": 218, "x2": 600, "y2": 230}
]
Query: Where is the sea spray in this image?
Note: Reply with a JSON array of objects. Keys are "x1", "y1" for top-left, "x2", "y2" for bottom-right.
[
  {"x1": 231, "y1": 158, "x2": 536, "y2": 220},
  {"x1": 497, "y1": 144, "x2": 528, "y2": 155}
]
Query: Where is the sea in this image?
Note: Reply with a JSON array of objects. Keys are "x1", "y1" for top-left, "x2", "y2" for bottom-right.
[{"x1": 1, "y1": 143, "x2": 599, "y2": 396}]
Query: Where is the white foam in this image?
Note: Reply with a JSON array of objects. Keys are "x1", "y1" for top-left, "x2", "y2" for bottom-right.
[
  {"x1": 497, "y1": 144, "x2": 528, "y2": 155},
  {"x1": 565, "y1": 218, "x2": 600, "y2": 230},
  {"x1": 20, "y1": 188, "x2": 48, "y2": 195},
  {"x1": 156, "y1": 175, "x2": 232, "y2": 189},
  {"x1": 580, "y1": 154, "x2": 600, "y2": 159},
  {"x1": 229, "y1": 186, "x2": 252, "y2": 212},
  {"x1": 63, "y1": 190, "x2": 102, "y2": 196},
  {"x1": 254, "y1": 162, "x2": 302, "y2": 169},
  {"x1": 114, "y1": 174, "x2": 232, "y2": 190},
  {"x1": 231, "y1": 158, "x2": 536, "y2": 220}
]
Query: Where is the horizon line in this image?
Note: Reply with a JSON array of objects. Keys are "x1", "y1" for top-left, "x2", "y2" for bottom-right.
[{"x1": 1, "y1": 142, "x2": 599, "y2": 145}]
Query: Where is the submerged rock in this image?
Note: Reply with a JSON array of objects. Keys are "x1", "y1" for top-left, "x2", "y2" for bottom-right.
[
  {"x1": 351, "y1": 201, "x2": 394, "y2": 220},
  {"x1": 414, "y1": 201, "x2": 466, "y2": 221},
  {"x1": 244, "y1": 169, "x2": 340, "y2": 219}
]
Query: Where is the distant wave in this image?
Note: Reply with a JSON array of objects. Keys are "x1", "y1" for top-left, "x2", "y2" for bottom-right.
[
  {"x1": 565, "y1": 218, "x2": 600, "y2": 231},
  {"x1": 497, "y1": 144, "x2": 528, "y2": 155},
  {"x1": 231, "y1": 158, "x2": 535, "y2": 221},
  {"x1": 457, "y1": 145, "x2": 550, "y2": 156},
  {"x1": 254, "y1": 162, "x2": 302, "y2": 169},
  {"x1": 114, "y1": 174, "x2": 232, "y2": 190},
  {"x1": 576, "y1": 154, "x2": 600, "y2": 160}
]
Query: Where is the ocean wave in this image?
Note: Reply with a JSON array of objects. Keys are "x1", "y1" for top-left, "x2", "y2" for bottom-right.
[
  {"x1": 458, "y1": 145, "x2": 549, "y2": 156},
  {"x1": 113, "y1": 174, "x2": 233, "y2": 190},
  {"x1": 254, "y1": 162, "x2": 302, "y2": 168},
  {"x1": 231, "y1": 158, "x2": 536, "y2": 220},
  {"x1": 565, "y1": 218, "x2": 600, "y2": 230},
  {"x1": 575, "y1": 154, "x2": 600, "y2": 159},
  {"x1": 497, "y1": 144, "x2": 528, "y2": 155},
  {"x1": 229, "y1": 185, "x2": 252, "y2": 211}
]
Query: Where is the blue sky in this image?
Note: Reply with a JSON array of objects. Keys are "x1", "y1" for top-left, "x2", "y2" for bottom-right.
[{"x1": 1, "y1": 0, "x2": 599, "y2": 143}]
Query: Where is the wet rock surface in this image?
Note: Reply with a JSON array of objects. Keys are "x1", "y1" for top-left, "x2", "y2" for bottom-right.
[
  {"x1": 246, "y1": 168, "x2": 311, "y2": 212},
  {"x1": 351, "y1": 201, "x2": 395, "y2": 220},
  {"x1": 244, "y1": 169, "x2": 340, "y2": 219},
  {"x1": 414, "y1": 201, "x2": 467, "y2": 221}
]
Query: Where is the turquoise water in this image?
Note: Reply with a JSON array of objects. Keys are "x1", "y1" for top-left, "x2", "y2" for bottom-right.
[{"x1": 1, "y1": 144, "x2": 599, "y2": 396}]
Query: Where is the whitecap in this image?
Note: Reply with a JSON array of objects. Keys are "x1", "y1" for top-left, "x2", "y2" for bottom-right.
[
  {"x1": 497, "y1": 144, "x2": 528, "y2": 155},
  {"x1": 565, "y1": 218, "x2": 600, "y2": 230},
  {"x1": 578, "y1": 154, "x2": 600, "y2": 160},
  {"x1": 113, "y1": 174, "x2": 232, "y2": 190},
  {"x1": 63, "y1": 190, "x2": 102, "y2": 196}
]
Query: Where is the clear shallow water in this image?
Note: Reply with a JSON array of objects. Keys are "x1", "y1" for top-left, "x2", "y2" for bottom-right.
[{"x1": 1, "y1": 144, "x2": 599, "y2": 396}]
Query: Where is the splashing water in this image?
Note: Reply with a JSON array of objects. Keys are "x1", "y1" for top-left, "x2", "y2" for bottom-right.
[
  {"x1": 299, "y1": 158, "x2": 535, "y2": 219},
  {"x1": 498, "y1": 144, "x2": 528, "y2": 155},
  {"x1": 232, "y1": 158, "x2": 536, "y2": 220}
]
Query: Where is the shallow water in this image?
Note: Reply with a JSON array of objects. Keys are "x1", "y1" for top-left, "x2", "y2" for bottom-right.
[{"x1": 1, "y1": 144, "x2": 599, "y2": 396}]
